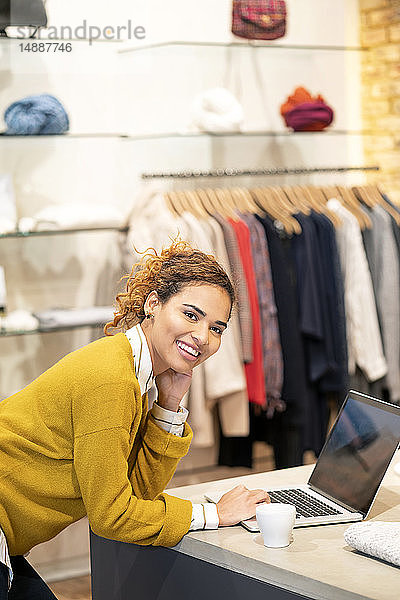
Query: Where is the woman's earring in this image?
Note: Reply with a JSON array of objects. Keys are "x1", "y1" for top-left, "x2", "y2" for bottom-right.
[{"x1": 145, "y1": 313, "x2": 153, "y2": 319}]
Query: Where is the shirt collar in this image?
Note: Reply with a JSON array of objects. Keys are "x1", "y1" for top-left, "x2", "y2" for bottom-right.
[{"x1": 125, "y1": 323, "x2": 155, "y2": 396}]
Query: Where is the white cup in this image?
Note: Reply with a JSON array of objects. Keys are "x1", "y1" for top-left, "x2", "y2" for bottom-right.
[{"x1": 256, "y1": 503, "x2": 296, "y2": 548}]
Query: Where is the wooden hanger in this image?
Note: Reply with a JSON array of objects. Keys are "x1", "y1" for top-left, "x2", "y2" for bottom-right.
[
  {"x1": 364, "y1": 185, "x2": 378, "y2": 208},
  {"x1": 251, "y1": 188, "x2": 301, "y2": 235},
  {"x1": 184, "y1": 189, "x2": 210, "y2": 219},
  {"x1": 250, "y1": 187, "x2": 290, "y2": 232},
  {"x1": 195, "y1": 187, "x2": 217, "y2": 216},
  {"x1": 164, "y1": 191, "x2": 180, "y2": 216},
  {"x1": 250, "y1": 187, "x2": 273, "y2": 215},
  {"x1": 229, "y1": 187, "x2": 248, "y2": 213},
  {"x1": 367, "y1": 184, "x2": 383, "y2": 204},
  {"x1": 176, "y1": 190, "x2": 196, "y2": 215},
  {"x1": 311, "y1": 186, "x2": 332, "y2": 209},
  {"x1": 300, "y1": 186, "x2": 342, "y2": 228},
  {"x1": 249, "y1": 187, "x2": 273, "y2": 214},
  {"x1": 242, "y1": 187, "x2": 264, "y2": 215},
  {"x1": 300, "y1": 186, "x2": 324, "y2": 213},
  {"x1": 198, "y1": 188, "x2": 223, "y2": 218},
  {"x1": 352, "y1": 185, "x2": 375, "y2": 208},
  {"x1": 321, "y1": 185, "x2": 340, "y2": 203},
  {"x1": 232, "y1": 187, "x2": 262, "y2": 215},
  {"x1": 281, "y1": 185, "x2": 311, "y2": 215},
  {"x1": 336, "y1": 185, "x2": 372, "y2": 229},
  {"x1": 248, "y1": 187, "x2": 267, "y2": 212},
  {"x1": 164, "y1": 190, "x2": 186, "y2": 216},
  {"x1": 318, "y1": 188, "x2": 343, "y2": 228},
  {"x1": 204, "y1": 188, "x2": 236, "y2": 220},
  {"x1": 271, "y1": 186, "x2": 301, "y2": 216},
  {"x1": 202, "y1": 188, "x2": 227, "y2": 218},
  {"x1": 368, "y1": 184, "x2": 400, "y2": 226},
  {"x1": 209, "y1": 187, "x2": 230, "y2": 219},
  {"x1": 268, "y1": 186, "x2": 294, "y2": 215},
  {"x1": 269, "y1": 188, "x2": 302, "y2": 234},
  {"x1": 292, "y1": 185, "x2": 314, "y2": 212},
  {"x1": 216, "y1": 188, "x2": 240, "y2": 220},
  {"x1": 280, "y1": 185, "x2": 299, "y2": 212}
]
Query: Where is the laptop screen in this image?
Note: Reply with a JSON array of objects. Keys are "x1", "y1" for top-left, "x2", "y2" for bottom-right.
[{"x1": 309, "y1": 391, "x2": 400, "y2": 515}]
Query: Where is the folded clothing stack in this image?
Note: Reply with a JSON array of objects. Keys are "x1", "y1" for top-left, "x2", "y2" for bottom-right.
[
  {"x1": 0, "y1": 310, "x2": 39, "y2": 333},
  {"x1": 344, "y1": 521, "x2": 400, "y2": 567},
  {"x1": 18, "y1": 202, "x2": 125, "y2": 232},
  {"x1": 33, "y1": 306, "x2": 114, "y2": 329},
  {"x1": 280, "y1": 86, "x2": 334, "y2": 131}
]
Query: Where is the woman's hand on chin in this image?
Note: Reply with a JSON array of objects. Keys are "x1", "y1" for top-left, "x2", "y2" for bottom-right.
[{"x1": 155, "y1": 369, "x2": 193, "y2": 412}]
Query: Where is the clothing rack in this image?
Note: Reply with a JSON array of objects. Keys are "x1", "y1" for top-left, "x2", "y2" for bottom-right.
[{"x1": 141, "y1": 165, "x2": 380, "y2": 180}]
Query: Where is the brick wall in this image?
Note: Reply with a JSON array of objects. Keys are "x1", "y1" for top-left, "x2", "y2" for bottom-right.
[{"x1": 360, "y1": 0, "x2": 400, "y2": 204}]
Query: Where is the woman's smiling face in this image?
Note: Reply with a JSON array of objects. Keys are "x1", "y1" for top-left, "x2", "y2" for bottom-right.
[{"x1": 142, "y1": 284, "x2": 232, "y2": 375}]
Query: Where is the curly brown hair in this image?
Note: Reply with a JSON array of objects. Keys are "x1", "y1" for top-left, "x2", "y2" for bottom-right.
[{"x1": 104, "y1": 239, "x2": 235, "y2": 335}]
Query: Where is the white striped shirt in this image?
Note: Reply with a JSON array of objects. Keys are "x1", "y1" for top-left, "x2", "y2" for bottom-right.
[
  {"x1": 0, "y1": 527, "x2": 12, "y2": 589},
  {"x1": 125, "y1": 324, "x2": 219, "y2": 531}
]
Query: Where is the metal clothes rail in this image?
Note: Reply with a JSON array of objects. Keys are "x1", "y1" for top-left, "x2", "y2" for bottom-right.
[{"x1": 141, "y1": 165, "x2": 380, "y2": 180}]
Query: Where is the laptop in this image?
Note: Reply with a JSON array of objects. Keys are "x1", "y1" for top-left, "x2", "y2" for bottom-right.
[{"x1": 205, "y1": 390, "x2": 400, "y2": 531}]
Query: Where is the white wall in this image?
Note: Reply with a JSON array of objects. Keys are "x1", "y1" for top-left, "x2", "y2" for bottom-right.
[
  {"x1": 0, "y1": 0, "x2": 362, "y2": 580},
  {"x1": 0, "y1": 0, "x2": 364, "y2": 217}
]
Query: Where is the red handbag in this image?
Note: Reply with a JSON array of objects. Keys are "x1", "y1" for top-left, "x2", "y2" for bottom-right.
[{"x1": 232, "y1": 0, "x2": 287, "y2": 40}]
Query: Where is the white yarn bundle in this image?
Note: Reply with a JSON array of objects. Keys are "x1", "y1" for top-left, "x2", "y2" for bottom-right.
[
  {"x1": 191, "y1": 87, "x2": 244, "y2": 133},
  {"x1": 344, "y1": 521, "x2": 400, "y2": 567},
  {"x1": 1, "y1": 309, "x2": 39, "y2": 332}
]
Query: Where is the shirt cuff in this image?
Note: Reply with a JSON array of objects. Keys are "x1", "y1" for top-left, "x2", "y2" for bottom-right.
[
  {"x1": 189, "y1": 503, "x2": 205, "y2": 530},
  {"x1": 203, "y1": 502, "x2": 220, "y2": 529},
  {"x1": 189, "y1": 503, "x2": 219, "y2": 531},
  {"x1": 150, "y1": 402, "x2": 189, "y2": 437}
]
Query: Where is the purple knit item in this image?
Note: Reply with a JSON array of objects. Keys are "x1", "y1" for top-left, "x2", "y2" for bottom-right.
[{"x1": 283, "y1": 102, "x2": 334, "y2": 131}]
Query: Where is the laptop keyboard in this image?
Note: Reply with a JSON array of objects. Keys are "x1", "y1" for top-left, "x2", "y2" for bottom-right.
[{"x1": 267, "y1": 489, "x2": 342, "y2": 519}]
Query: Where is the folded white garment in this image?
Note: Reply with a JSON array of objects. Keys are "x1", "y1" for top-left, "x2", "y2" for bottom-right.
[
  {"x1": 33, "y1": 306, "x2": 114, "y2": 328},
  {"x1": 344, "y1": 521, "x2": 400, "y2": 567},
  {"x1": 1, "y1": 310, "x2": 39, "y2": 332},
  {"x1": 191, "y1": 87, "x2": 244, "y2": 133},
  {"x1": 17, "y1": 217, "x2": 38, "y2": 233},
  {"x1": 18, "y1": 203, "x2": 125, "y2": 231}
]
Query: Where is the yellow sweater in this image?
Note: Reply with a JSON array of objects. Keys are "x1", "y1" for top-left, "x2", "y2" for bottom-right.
[{"x1": 0, "y1": 333, "x2": 193, "y2": 556}]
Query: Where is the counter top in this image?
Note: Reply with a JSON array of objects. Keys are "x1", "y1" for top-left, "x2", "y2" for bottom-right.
[{"x1": 167, "y1": 459, "x2": 400, "y2": 600}]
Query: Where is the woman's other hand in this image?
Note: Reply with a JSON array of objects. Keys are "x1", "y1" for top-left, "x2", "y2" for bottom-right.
[
  {"x1": 216, "y1": 485, "x2": 271, "y2": 526},
  {"x1": 155, "y1": 369, "x2": 193, "y2": 412}
]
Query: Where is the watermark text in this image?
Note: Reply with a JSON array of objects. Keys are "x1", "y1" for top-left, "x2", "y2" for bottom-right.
[{"x1": 16, "y1": 20, "x2": 146, "y2": 45}]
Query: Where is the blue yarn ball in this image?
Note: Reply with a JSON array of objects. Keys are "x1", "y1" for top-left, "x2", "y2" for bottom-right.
[{"x1": 4, "y1": 94, "x2": 69, "y2": 135}]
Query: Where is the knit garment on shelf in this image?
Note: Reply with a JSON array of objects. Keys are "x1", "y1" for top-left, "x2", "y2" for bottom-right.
[
  {"x1": 4, "y1": 94, "x2": 69, "y2": 135},
  {"x1": 191, "y1": 87, "x2": 244, "y2": 133},
  {"x1": 344, "y1": 521, "x2": 400, "y2": 567},
  {"x1": 280, "y1": 86, "x2": 334, "y2": 131}
]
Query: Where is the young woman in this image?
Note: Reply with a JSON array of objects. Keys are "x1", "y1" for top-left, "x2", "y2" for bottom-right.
[{"x1": 0, "y1": 239, "x2": 270, "y2": 599}]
